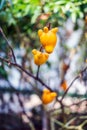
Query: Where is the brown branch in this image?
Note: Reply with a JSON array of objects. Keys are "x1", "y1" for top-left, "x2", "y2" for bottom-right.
[
  {"x1": 61, "y1": 76, "x2": 80, "y2": 101},
  {"x1": 16, "y1": 93, "x2": 35, "y2": 130},
  {"x1": 0, "y1": 56, "x2": 53, "y2": 92},
  {"x1": 0, "y1": 28, "x2": 57, "y2": 94},
  {"x1": 61, "y1": 66, "x2": 87, "y2": 101},
  {"x1": 36, "y1": 65, "x2": 40, "y2": 78},
  {"x1": 65, "y1": 98, "x2": 87, "y2": 108},
  {"x1": 0, "y1": 27, "x2": 16, "y2": 63},
  {"x1": 36, "y1": 46, "x2": 43, "y2": 78}
]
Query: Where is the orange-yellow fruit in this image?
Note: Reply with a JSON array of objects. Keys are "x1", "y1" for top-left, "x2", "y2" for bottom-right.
[
  {"x1": 32, "y1": 49, "x2": 49, "y2": 65},
  {"x1": 38, "y1": 27, "x2": 58, "y2": 53},
  {"x1": 41, "y1": 89, "x2": 57, "y2": 104},
  {"x1": 61, "y1": 80, "x2": 68, "y2": 91},
  {"x1": 86, "y1": 59, "x2": 87, "y2": 63},
  {"x1": 85, "y1": 15, "x2": 87, "y2": 24}
]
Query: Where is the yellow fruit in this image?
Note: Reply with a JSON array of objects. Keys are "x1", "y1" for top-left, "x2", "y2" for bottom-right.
[
  {"x1": 41, "y1": 89, "x2": 57, "y2": 104},
  {"x1": 43, "y1": 89, "x2": 50, "y2": 93},
  {"x1": 86, "y1": 59, "x2": 87, "y2": 63},
  {"x1": 38, "y1": 27, "x2": 58, "y2": 53},
  {"x1": 32, "y1": 49, "x2": 49, "y2": 65},
  {"x1": 61, "y1": 80, "x2": 68, "y2": 91}
]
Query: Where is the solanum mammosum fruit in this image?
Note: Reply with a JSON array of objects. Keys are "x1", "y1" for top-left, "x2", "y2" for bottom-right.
[
  {"x1": 38, "y1": 26, "x2": 58, "y2": 53},
  {"x1": 32, "y1": 49, "x2": 49, "y2": 65},
  {"x1": 41, "y1": 89, "x2": 57, "y2": 104}
]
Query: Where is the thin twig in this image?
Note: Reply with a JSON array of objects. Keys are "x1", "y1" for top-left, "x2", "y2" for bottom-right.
[
  {"x1": 0, "y1": 56, "x2": 53, "y2": 91},
  {"x1": 61, "y1": 66, "x2": 87, "y2": 101},
  {"x1": 53, "y1": 118, "x2": 64, "y2": 128},
  {"x1": 50, "y1": 118, "x2": 55, "y2": 130},
  {"x1": 36, "y1": 66, "x2": 40, "y2": 78},
  {"x1": 65, "y1": 117, "x2": 77, "y2": 126},
  {"x1": 36, "y1": 46, "x2": 43, "y2": 78},
  {"x1": 81, "y1": 120, "x2": 87, "y2": 128},
  {"x1": 61, "y1": 76, "x2": 80, "y2": 101},
  {"x1": 0, "y1": 27, "x2": 16, "y2": 63},
  {"x1": 65, "y1": 99, "x2": 87, "y2": 108},
  {"x1": 16, "y1": 93, "x2": 35, "y2": 130}
]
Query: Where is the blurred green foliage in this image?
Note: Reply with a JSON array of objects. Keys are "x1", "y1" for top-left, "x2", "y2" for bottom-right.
[{"x1": 0, "y1": 0, "x2": 87, "y2": 42}]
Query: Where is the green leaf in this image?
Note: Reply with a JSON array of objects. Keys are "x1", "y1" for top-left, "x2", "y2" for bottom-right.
[
  {"x1": 30, "y1": 0, "x2": 40, "y2": 5},
  {"x1": 31, "y1": 6, "x2": 41, "y2": 24}
]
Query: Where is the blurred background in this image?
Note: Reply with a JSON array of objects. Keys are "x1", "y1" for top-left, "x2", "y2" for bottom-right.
[{"x1": 0, "y1": 0, "x2": 87, "y2": 130}]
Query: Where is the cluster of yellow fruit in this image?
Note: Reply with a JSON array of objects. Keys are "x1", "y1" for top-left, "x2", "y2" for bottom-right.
[
  {"x1": 32, "y1": 26, "x2": 58, "y2": 105},
  {"x1": 32, "y1": 26, "x2": 58, "y2": 66}
]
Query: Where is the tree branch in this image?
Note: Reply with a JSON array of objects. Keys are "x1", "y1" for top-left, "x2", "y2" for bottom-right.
[
  {"x1": 0, "y1": 56, "x2": 53, "y2": 92},
  {"x1": 0, "y1": 27, "x2": 16, "y2": 63},
  {"x1": 61, "y1": 76, "x2": 80, "y2": 101}
]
